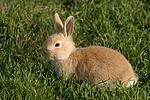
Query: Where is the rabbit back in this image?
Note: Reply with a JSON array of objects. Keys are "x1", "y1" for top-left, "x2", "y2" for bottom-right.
[{"x1": 67, "y1": 46, "x2": 137, "y2": 88}]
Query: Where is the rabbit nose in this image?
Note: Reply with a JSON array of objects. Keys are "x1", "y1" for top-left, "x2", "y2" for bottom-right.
[{"x1": 43, "y1": 48, "x2": 54, "y2": 59}]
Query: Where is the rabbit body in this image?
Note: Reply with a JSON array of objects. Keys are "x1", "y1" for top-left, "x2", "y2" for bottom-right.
[
  {"x1": 43, "y1": 13, "x2": 138, "y2": 88},
  {"x1": 51, "y1": 46, "x2": 136, "y2": 88}
]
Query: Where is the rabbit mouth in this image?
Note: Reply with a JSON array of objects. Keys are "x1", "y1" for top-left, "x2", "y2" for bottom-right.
[{"x1": 43, "y1": 48, "x2": 54, "y2": 60}]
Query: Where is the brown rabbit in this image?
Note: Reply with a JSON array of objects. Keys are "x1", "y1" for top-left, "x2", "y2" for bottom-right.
[{"x1": 43, "y1": 13, "x2": 138, "y2": 88}]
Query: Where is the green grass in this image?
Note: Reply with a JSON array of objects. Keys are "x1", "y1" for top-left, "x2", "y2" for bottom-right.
[{"x1": 0, "y1": 0, "x2": 150, "y2": 99}]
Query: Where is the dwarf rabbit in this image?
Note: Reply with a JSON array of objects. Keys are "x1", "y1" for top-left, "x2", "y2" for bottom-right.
[{"x1": 43, "y1": 13, "x2": 138, "y2": 88}]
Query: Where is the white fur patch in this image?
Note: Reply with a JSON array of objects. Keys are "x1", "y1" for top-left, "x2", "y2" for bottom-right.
[{"x1": 126, "y1": 76, "x2": 138, "y2": 87}]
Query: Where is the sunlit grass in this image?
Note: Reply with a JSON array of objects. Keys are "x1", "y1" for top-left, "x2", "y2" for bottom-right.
[{"x1": 0, "y1": 0, "x2": 150, "y2": 99}]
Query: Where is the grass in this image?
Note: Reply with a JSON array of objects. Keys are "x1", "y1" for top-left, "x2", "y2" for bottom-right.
[{"x1": 0, "y1": 0, "x2": 150, "y2": 99}]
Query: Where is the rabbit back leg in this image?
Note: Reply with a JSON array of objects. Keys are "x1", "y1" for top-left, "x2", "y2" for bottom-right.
[
  {"x1": 125, "y1": 76, "x2": 138, "y2": 87},
  {"x1": 96, "y1": 80, "x2": 116, "y2": 89},
  {"x1": 96, "y1": 76, "x2": 138, "y2": 89}
]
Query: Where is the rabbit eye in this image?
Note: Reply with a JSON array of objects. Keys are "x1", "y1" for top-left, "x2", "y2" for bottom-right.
[{"x1": 54, "y1": 43, "x2": 61, "y2": 47}]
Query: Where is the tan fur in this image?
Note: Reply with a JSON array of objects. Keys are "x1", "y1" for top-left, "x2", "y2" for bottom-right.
[
  {"x1": 43, "y1": 13, "x2": 138, "y2": 89},
  {"x1": 55, "y1": 13, "x2": 63, "y2": 33}
]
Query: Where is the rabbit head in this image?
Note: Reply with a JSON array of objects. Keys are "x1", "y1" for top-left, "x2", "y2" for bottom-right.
[{"x1": 43, "y1": 13, "x2": 76, "y2": 61}]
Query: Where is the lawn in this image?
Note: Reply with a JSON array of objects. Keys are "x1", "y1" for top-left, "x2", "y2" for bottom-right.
[{"x1": 0, "y1": 0, "x2": 150, "y2": 99}]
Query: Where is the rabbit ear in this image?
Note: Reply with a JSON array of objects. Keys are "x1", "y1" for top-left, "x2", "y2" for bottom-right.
[
  {"x1": 55, "y1": 13, "x2": 63, "y2": 33},
  {"x1": 63, "y1": 16, "x2": 74, "y2": 38}
]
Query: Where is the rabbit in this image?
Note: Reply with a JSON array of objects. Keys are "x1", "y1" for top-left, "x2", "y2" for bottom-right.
[{"x1": 43, "y1": 13, "x2": 138, "y2": 89}]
